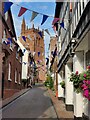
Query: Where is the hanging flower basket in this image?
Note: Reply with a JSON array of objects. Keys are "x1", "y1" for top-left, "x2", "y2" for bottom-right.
[
  {"x1": 80, "y1": 66, "x2": 90, "y2": 100},
  {"x1": 70, "y1": 71, "x2": 82, "y2": 93}
]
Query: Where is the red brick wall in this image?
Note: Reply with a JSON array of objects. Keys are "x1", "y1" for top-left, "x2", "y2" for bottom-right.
[
  {"x1": 3, "y1": 89, "x2": 20, "y2": 99},
  {"x1": 1, "y1": 5, "x2": 23, "y2": 99}
]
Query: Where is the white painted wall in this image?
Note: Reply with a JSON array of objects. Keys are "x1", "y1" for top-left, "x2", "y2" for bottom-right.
[
  {"x1": 73, "y1": 51, "x2": 84, "y2": 117},
  {"x1": 58, "y1": 73, "x2": 64, "y2": 98},
  {"x1": 22, "y1": 51, "x2": 29, "y2": 79},
  {"x1": 65, "y1": 63, "x2": 73, "y2": 105},
  {"x1": 17, "y1": 40, "x2": 29, "y2": 80}
]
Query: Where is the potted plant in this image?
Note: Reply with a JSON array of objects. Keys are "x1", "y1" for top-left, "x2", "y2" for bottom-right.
[
  {"x1": 70, "y1": 71, "x2": 82, "y2": 93},
  {"x1": 60, "y1": 81, "x2": 65, "y2": 88},
  {"x1": 80, "y1": 66, "x2": 90, "y2": 100},
  {"x1": 44, "y1": 74, "x2": 54, "y2": 89}
]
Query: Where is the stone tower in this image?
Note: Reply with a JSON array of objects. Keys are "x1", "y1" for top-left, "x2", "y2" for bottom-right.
[
  {"x1": 19, "y1": 18, "x2": 45, "y2": 81},
  {"x1": 21, "y1": 17, "x2": 26, "y2": 34}
]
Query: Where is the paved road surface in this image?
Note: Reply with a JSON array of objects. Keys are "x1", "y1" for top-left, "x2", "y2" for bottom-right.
[{"x1": 1, "y1": 84, "x2": 57, "y2": 119}]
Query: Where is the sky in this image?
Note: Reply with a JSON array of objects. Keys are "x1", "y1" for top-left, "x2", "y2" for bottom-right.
[{"x1": 9, "y1": 0, "x2": 56, "y2": 57}]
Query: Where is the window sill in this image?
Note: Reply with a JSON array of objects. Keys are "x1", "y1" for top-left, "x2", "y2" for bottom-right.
[
  {"x1": 19, "y1": 82, "x2": 21, "y2": 85},
  {"x1": 8, "y1": 79, "x2": 12, "y2": 82},
  {"x1": 15, "y1": 81, "x2": 17, "y2": 84}
]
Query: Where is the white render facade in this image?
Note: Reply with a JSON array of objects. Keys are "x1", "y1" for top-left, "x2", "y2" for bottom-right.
[
  {"x1": 17, "y1": 40, "x2": 29, "y2": 80},
  {"x1": 56, "y1": 1, "x2": 90, "y2": 119}
]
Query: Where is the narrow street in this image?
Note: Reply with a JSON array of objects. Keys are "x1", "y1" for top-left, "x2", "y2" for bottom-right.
[{"x1": 2, "y1": 84, "x2": 57, "y2": 119}]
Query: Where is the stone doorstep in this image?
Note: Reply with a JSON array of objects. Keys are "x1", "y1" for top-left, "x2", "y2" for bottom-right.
[
  {"x1": 1, "y1": 88, "x2": 30, "y2": 109},
  {"x1": 48, "y1": 89, "x2": 74, "y2": 119}
]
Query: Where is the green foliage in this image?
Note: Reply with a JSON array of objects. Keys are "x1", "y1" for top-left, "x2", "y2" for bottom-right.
[
  {"x1": 70, "y1": 72, "x2": 82, "y2": 93},
  {"x1": 80, "y1": 69, "x2": 90, "y2": 81},
  {"x1": 60, "y1": 81, "x2": 65, "y2": 88},
  {"x1": 44, "y1": 74, "x2": 54, "y2": 89}
]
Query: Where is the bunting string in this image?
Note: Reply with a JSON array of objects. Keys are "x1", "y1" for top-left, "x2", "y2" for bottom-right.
[
  {"x1": 4, "y1": 2, "x2": 69, "y2": 22},
  {"x1": 3, "y1": 1, "x2": 67, "y2": 36}
]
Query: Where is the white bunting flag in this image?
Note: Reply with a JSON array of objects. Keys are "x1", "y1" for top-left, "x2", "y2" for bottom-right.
[
  {"x1": 45, "y1": 29, "x2": 50, "y2": 35},
  {"x1": 27, "y1": 35, "x2": 32, "y2": 41},
  {"x1": 30, "y1": 11, "x2": 38, "y2": 22}
]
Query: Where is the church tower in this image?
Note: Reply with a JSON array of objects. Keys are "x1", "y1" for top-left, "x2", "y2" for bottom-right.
[
  {"x1": 19, "y1": 18, "x2": 45, "y2": 81},
  {"x1": 21, "y1": 17, "x2": 26, "y2": 34}
]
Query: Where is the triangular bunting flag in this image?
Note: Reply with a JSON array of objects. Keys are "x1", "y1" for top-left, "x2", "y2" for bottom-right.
[
  {"x1": 4, "y1": 38, "x2": 12, "y2": 45},
  {"x1": 8, "y1": 38, "x2": 12, "y2": 46},
  {"x1": 52, "y1": 25, "x2": 56, "y2": 33},
  {"x1": 33, "y1": 52, "x2": 36, "y2": 56},
  {"x1": 52, "y1": 18, "x2": 60, "y2": 25},
  {"x1": 38, "y1": 31, "x2": 42, "y2": 38},
  {"x1": 22, "y1": 36, "x2": 26, "y2": 42},
  {"x1": 4, "y1": 2, "x2": 13, "y2": 14},
  {"x1": 70, "y1": 2, "x2": 72, "y2": 12},
  {"x1": 30, "y1": 61, "x2": 32, "y2": 65},
  {"x1": 18, "y1": 7, "x2": 27, "y2": 17},
  {"x1": 30, "y1": 11, "x2": 38, "y2": 22},
  {"x1": 27, "y1": 35, "x2": 32, "y2": 40},
  {"x1": 45, "y1": 29, "x2": 50, "y2": 35},
  {"x1": 38, "y1": 52, "x2": 40, "y2": 57},
  {"x1": 41, "y1": 15, "x2": 48, "y2": 25},
  {"x1": 60, "y1": 21, "x2": 66, "y2": 30}
]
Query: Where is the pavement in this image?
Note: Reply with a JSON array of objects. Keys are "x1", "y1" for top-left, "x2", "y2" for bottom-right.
[
  {"x1": 1, "y1": 88, "x2": 31, "y2": 109},
  {"x1": 1, "y1": 84, "x2": 74, "y2": 119},
  {"x1": 48, "y1": 88, "x2": 74, "y2": 120}
]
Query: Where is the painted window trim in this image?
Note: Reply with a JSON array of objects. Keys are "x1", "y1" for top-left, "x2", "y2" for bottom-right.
[
  {"x1": 8, "y1": 63, "x2": 12, "y2": 81},
  {"x1": 18, "y1": 72, "x2": 21, "y2": 85},
  {"x1": 15, "y1": 69, "x2": 17, "y2": 84}
]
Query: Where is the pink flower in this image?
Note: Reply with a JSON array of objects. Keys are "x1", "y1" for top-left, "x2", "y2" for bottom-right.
[
  {"x1": 82, "y1": 84, "x2": 88, "y2": 90},
  {"x1": 83, "y1": 90, "x2": 89, "y2": 98},
  {"x1": 83, "y1": 80, "x2": 86, "y2": 84},
  {"x1": 84, "y1": 74, "x2": 87, "y2": 78},
  {"x1": 76, "y1": 71, "x2": 78, "y2": 75},
  {"x1": 87, "y1": 66, "x2": 90, "y2": 70},
  {"x1": 88, "y1": 80, "x2": 90, "y2": 85}
]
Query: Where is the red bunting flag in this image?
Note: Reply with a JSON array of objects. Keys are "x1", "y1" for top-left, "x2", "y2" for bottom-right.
[
  {"x1": 52, "y1": 18, "x2": 60, "y2": 25},
  {"x1": 18, "y1": 7, "x2": 27, "y2": 17},
  {"x1": 70, "y1": 2, "x2": 72, "y2": 12},
  {"x1": 52, "y1": 25, "x2": 56, "y2": 33}
]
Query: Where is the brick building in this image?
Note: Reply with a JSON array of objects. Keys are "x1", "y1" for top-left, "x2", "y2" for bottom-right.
[
  {"x1": 0, "y1": 3, "x2": 23, "y2": 99},
  {"x1": 48, "y1": 36, "x2": 58, "y2": 96},
  {"x1": 19, "y1": 18, "x2": 45, "y2": 81},
  {"x1": 49, "y1": 36, "x2": 57, "y2": 69}
]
